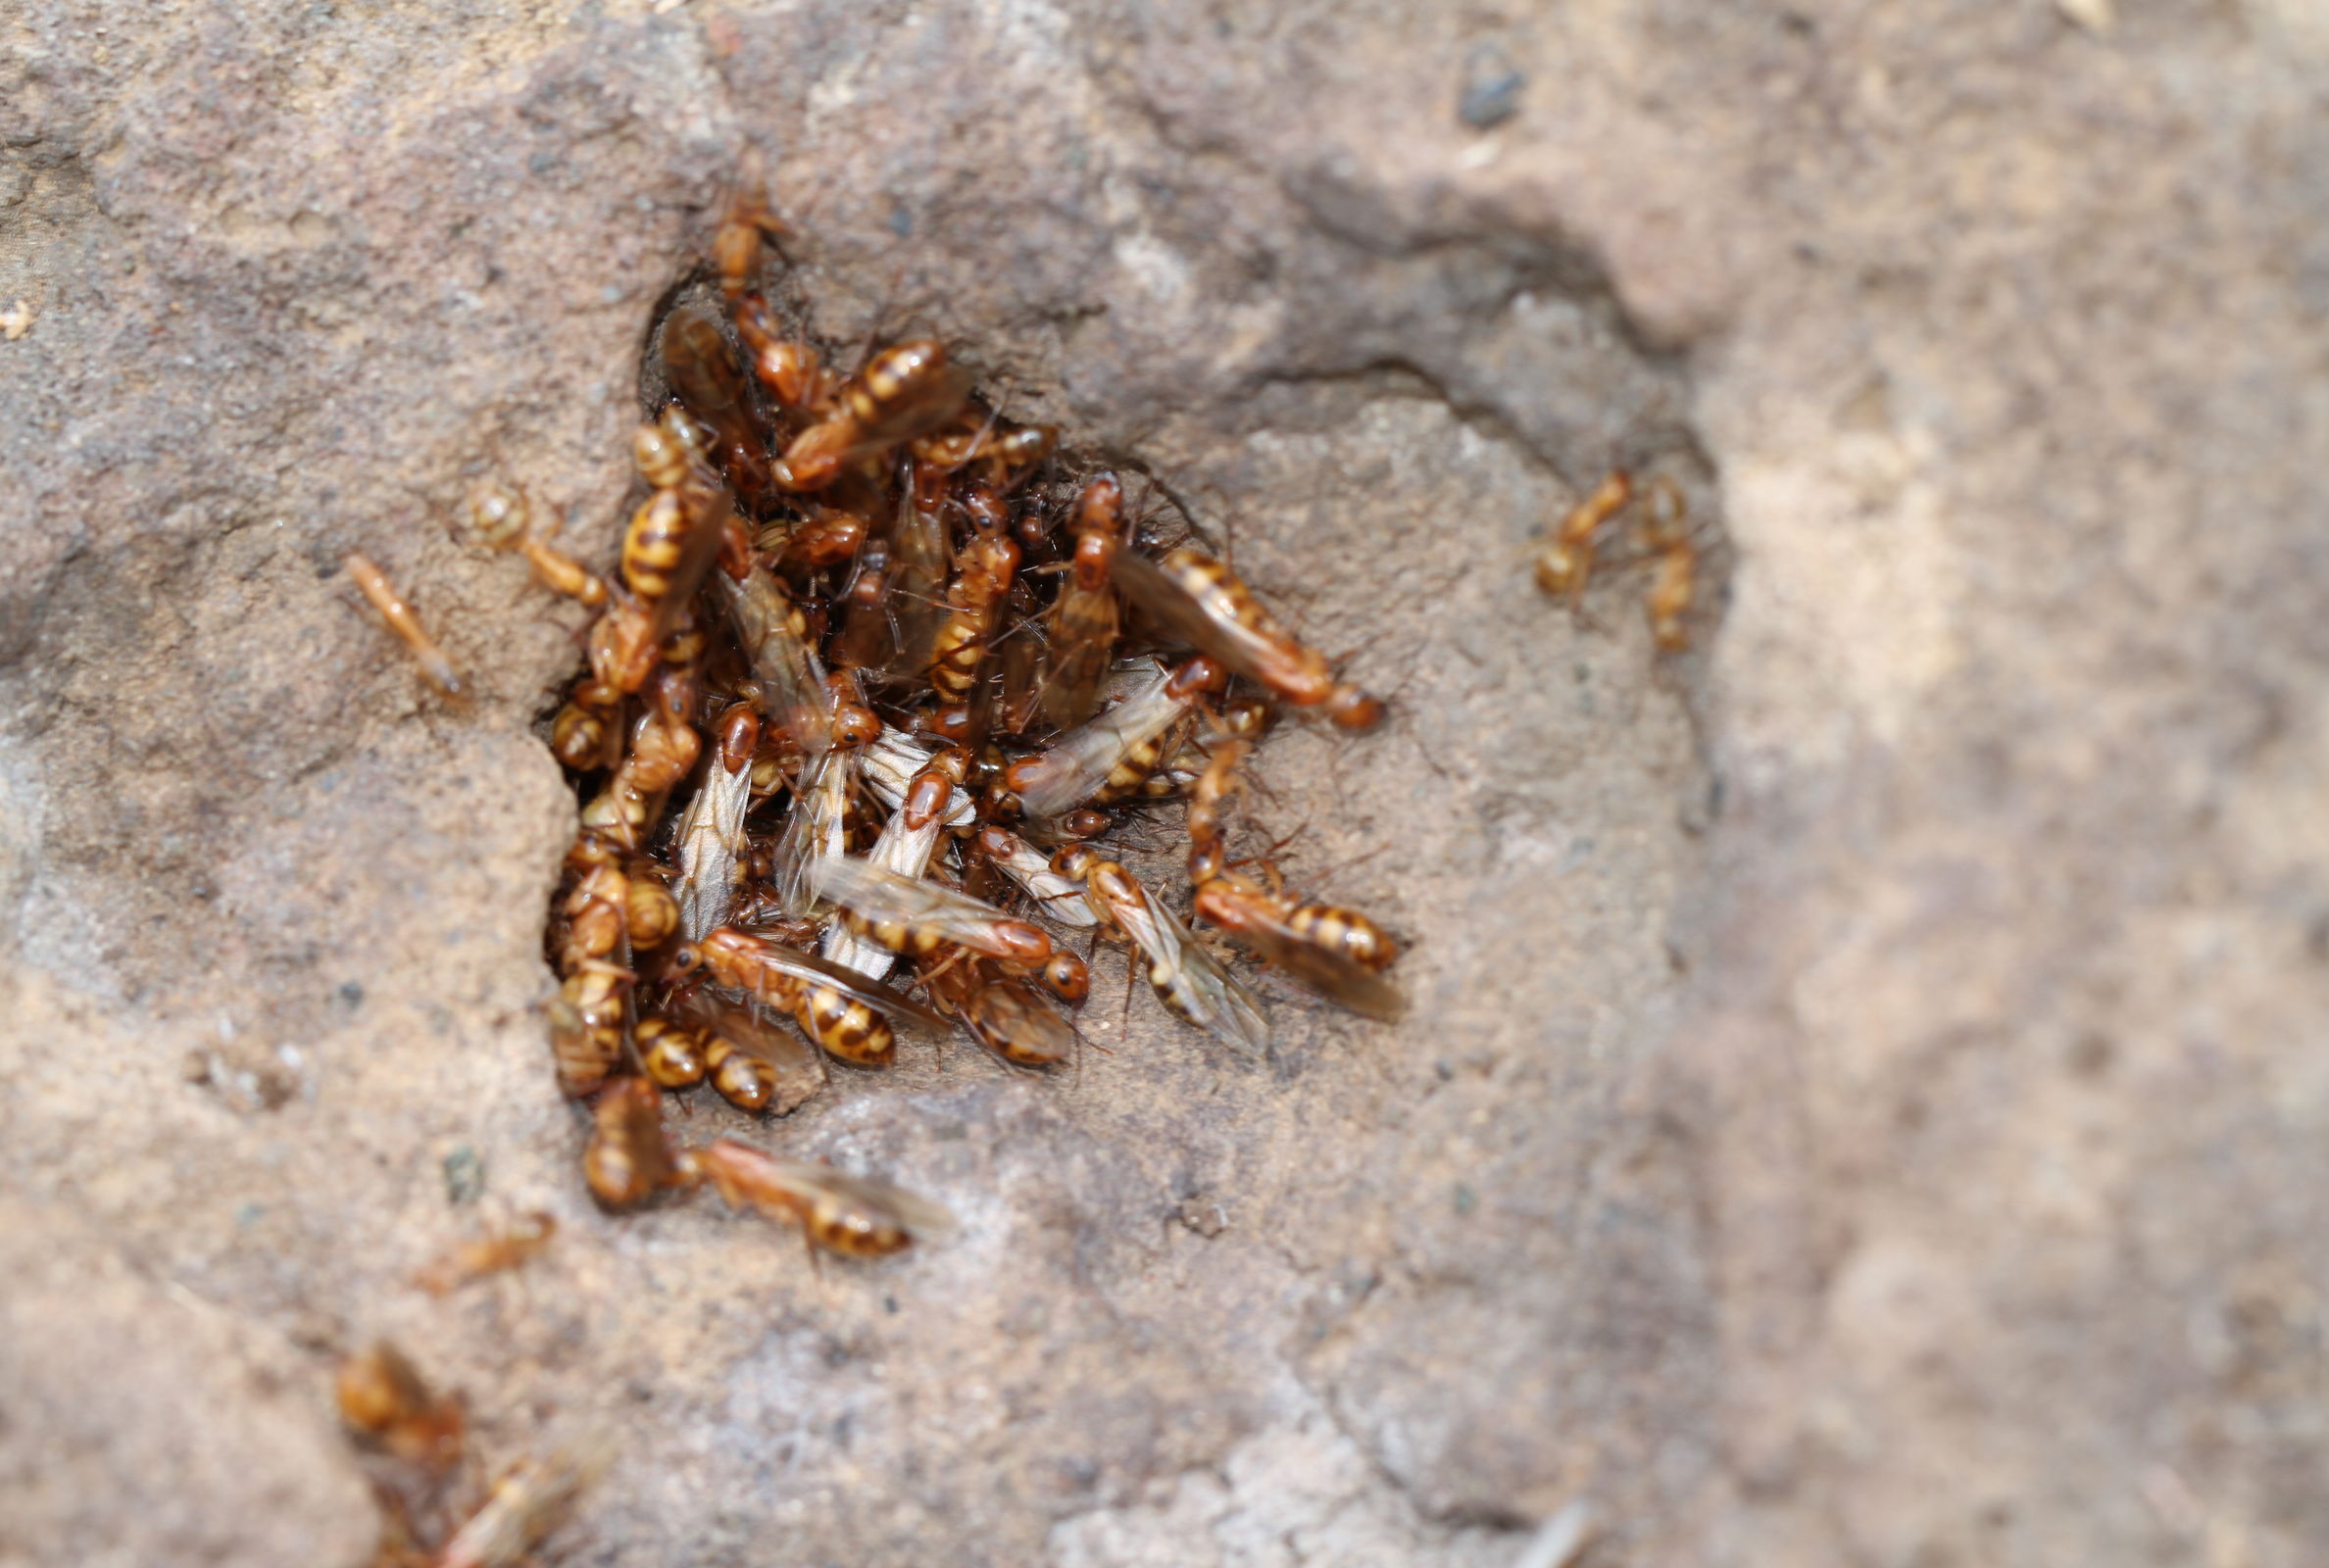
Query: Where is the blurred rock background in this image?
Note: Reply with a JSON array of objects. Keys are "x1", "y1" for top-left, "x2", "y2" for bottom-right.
[{"x1": 1, "y1": 1, "x2": 2323, "y2": 1564}]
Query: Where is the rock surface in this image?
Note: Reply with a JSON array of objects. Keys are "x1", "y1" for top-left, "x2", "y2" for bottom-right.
[{"x1": 2, "y1": 2, "x2": 2324, "y2": 1565}]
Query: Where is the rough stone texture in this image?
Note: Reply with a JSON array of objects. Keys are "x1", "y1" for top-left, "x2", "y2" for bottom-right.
[
  {"x1": 2, "y1": 2, "x2": 2324, "y2": 1566},
  {"x1": 0, "y1": 1197, "x2": 376, "y2": 1568}
]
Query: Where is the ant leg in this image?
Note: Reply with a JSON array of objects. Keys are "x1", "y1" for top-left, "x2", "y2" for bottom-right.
[
  {"x1": 937, "y1": 391, "x2": 1010, "y2": 478},
  {"x1": 1111, "y1": 930, "x2": 1138, "y2": 1038},
  {"x1": 919, "y1": 947, "x2": 970, "y2": 988}
]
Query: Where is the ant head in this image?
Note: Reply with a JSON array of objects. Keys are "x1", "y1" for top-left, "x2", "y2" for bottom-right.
[
  {"x1": 1640, "y1": 474, "x2": 1689, "y2": 545},
  {"x1": 1324, "y1": 686, "x2": 1385, "y2": 731},
  {"x1": 961, "y1": 481, "x2": 1008, "y2": 533},
  {"x1": 1041, "y1": 952, "x2": 1090, "y2": 1004},
  {"x1": 1210, "y1": 699, "x2": 1273, "y2": 742},
  {"x1": 1050, "y1": 843, "x2": 1102, "y2": 881},
  {"x1": 1533, "y1": 541, "x2": 1584, "y2": 598},
  {"x1": 466, "y1": 479, "x2": 528, "y2": 548},
  {"x1": 1074, "y1": 472, "x2": 1123, "y2": 533},
  {"x1": 719, "y1": 706, "x2": 763, "y2": 770},
  {"x1": 565, "y1": 831, "x2": 620, "y2": 874},
  {"x1": 829, "y1": 703, "x2": 883, "y2": 750},
  {"x1": 862, "y1": 339, "x2": 947, "y2": 402},
  {"x1": 1167, "y1": 656, "x2": 1228, "y2": 700}
]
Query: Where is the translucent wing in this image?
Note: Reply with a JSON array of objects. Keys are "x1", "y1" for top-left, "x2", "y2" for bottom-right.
[
  {"x1": 811, "y1": 856, "x2": 1047, "y2": 961},
  {"x1": 1110, "y1": 550, "x2": 1302, "y2": 691},
  {"x1": 819, "y1": 792, "x2": 947, "y2": 980},
  {"x1": 863, "y1": 732, "x2": 975, "y2": 826},
  {"x1": 1102, "y1": 875, "x2": 1269, "y2": 1055},
  {"x1": 789, "y1": 1161, "x2": 959, "y2": 1238},
  {"x1": 758, "y1": 1152, "x2": 960, "y2": 1238},
  {"x1": 767, "y1": 746, "x2": 851, "y2": 918},
  {"x1": 1095, "y1": 659, "x2": 1165, "y2": 706},
  {"x1": 721, "y1": 566, "x2": 833, "y2": 757},
  {"x1": 881, "y1": 482, "x2": 953, "y2": 678},
  {"x1": 1011, "y1": 662, "x2": 1183, "y2": 819},
  {"x1": 701, "y1": 928, "x2": 951, "y2": 1031},
  {"x1": 660, "y1": 298, "x2": 777, "y2": 510},
  {"x1": 1197, "y1": 884, "x2": 1405, "y2": 1022},
  {"x1": 960, "y1": 974, "x2": 1076, "y2": 1067},
  {"x1": 646, "y1": 478, "x2": 739, "y2": 644},
  {"x1": 672, "y1": 753, "x2": 752, "y2": 942},
  {"x1": 1037, "y1": 579, "x2": 1119, "y2": 730},
  {"x1": 982, "y1": 827, "x2": 1100, "y2": 928},
  {"x1": 434, "y1": 1439, "x2": 611, "y2": 1568},
  {"x1": 662, "y1": 987, "x2": 822, "y2": 1098},
  {"x1": 925, "y1": 956, "x2": 1077, "y2": 1068},
  {"x1": 841, "y1": 363, "x2": 977, "y2": 458}
]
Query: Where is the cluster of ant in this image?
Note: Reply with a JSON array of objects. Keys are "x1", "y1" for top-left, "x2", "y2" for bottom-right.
[
  {"x1": 440, "y1": 179, "x2": 1406, "y2": 1269},
  {"x1": 331, "y1": 174, "x2": 1420, "y2": 1568},
  {"x1": 330, "y1": 175, "x2": 1714, "y2": 1564}
]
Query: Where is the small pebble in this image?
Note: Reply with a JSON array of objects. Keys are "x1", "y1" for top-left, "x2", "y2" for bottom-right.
[
  {"x1": 443, "y1": 1146, "x2": 487, "y2": 1205},
  {"x1": 1459, "y1": 44, "x2": 1524, "y2": 130}
]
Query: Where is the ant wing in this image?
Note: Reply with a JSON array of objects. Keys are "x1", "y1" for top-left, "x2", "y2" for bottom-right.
[
  {"x1": 961, "y1": 974, "x2": 1076, "y2": 1068},
  {"x1": 1035, "y1": 577, "x2": 1121, "y2": 731},
  {"x1": 982, "y1": 829, "x2": 1102, "y2": 929},
  {"x1": 664, "y1": 987, "x2": 823, "y2": 1079},
  {"x1": 819, "y1": 792, "x2": 949, "y2": 980},
  {"x1": 672, "y1": 751, "x2": 752, "y2": 943},
  {"x1": 1010, "y1": 662, "x2": 1182, "y2": 819},
  {"x1": 859, "y1": 729, "x2": 932, "y2": 801},
  {"x1": 811, "y1": 856, "x2": 1043, "y2": 961},
  {"x1": 1151, "y1": 899, "x2": 1270, "y2": 1055},
  {"x1": 766, "y1": 746, "x2": 852, "y2": 919},
  {"x1": 877, "y1": 480, "x2": 954, "y2": 679},
  {"x1": 1106, "y1": 880, "x2": 1269, "y2": 1056},
  {"x1": 645, "y1": 477, "x2": 739, "y2": 644},
  {"x1": 1109, "y1": 550, "x2": 1299, "y2": 692},
  {"x1": 759, "y1": 1154, "x2": 960, "y2": 1240},
  {"x1": 1198, "y1": 886, "x2": 1405, "y2": 1023},
  {"x1": 839, "y1": 363, "x2": 978, "y2": 458},
  {"x1": 711, "y1": 937, "x2": 952, "y2": 1032},
  {"x1": 434, "y1": 1441, "x2": 609, "y2": 1568},
  {"x1": 1013, "y1": 873, "x2": 1106, "y2": 931},
  {"x1": 721, "y1": 567, "x2": 834, "y2": 758}
]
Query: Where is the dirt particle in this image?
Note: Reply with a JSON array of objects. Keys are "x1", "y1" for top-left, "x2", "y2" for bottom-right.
[
  {"x1": 443, "y1": 1147, "x2": 486, "y2": 1206},
  {"x1": 1460, "y1": 45, "x2": 1525, "y2": 131},
  {"x1": 1175, "y1": 1198, "x2": 1228, "y2": 1238}
]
